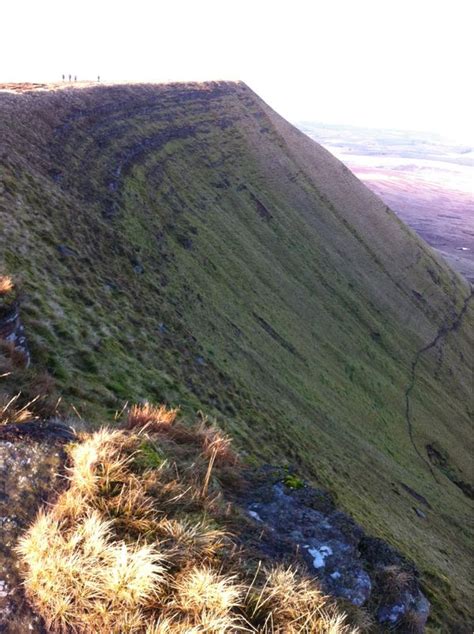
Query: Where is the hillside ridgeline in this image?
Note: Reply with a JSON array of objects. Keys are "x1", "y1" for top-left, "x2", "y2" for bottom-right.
[{"x1": 0, "y1": 82, "x2": 472, "y2": 630}]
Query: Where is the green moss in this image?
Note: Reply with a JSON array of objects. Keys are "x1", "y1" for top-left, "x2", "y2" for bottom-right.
[
  {"x1": 283, "y1": 473, "x2": 305, "y2": 490},
  {"x1": 134, "y1": 441, "x2": 166, "y2": 470}
]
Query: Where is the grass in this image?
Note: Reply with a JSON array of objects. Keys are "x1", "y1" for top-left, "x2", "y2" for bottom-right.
[
  {"x1": 0, "y1": 274, "x2": 14, "y2": 295},
  {"x1": 376, "y1": 565, "x2": 414, "y2": 601},
  {"x1": 127, "y1": 402, "x2": 179, "y2": 431},
  {"x1": 1, "y1": 82, "x2": 472, "y2": 628},
  {"x1": 282, "y1": 472, "x2": 305, "y2": 490},
  {"x1": 0, "y1": 392, "x2": 38, "y2": 425},
  {"x1": 17, "y1": 404, "x2": 357, "y2": 633},
  {"x1": 18, "y1": 510, "x2": 165, "y2": 633}
]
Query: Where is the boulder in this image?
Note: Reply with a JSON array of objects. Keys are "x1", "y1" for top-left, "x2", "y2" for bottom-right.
[{"x1": 240, "y1": 468, "x2": 430, "y2": 630}]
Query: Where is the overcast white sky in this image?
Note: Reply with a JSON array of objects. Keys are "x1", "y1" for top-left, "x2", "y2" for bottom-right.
[{"x1": 2, "y1": 0, "x2": 473, "y2": 142}]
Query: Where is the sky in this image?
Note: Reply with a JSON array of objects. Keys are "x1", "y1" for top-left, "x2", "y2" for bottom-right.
[{"x1": 2, "y1": 0, "x2": 473, "y2": 142}]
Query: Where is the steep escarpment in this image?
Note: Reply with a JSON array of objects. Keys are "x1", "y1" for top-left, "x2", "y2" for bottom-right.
[{"x1": 0, "y1": 82, "x2": 472, "y2": 629}]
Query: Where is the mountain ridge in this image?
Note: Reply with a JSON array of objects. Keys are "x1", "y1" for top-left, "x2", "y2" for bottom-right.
[{"x1": 0, "y1": 81, "x2": 472, "y2": 630}]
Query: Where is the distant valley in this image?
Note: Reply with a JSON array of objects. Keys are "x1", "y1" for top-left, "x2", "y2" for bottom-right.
[{"x1": 299, "y1": 123, "x2": 474, "y2": 282}]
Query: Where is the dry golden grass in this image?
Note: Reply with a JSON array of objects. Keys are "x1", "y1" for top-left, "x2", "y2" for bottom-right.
[
  {"x1": 153, "y1": 517, "x2": 228, "y2": 565},
  {"x1": 0, "y1": 274, "x2": 13, "y2": 295},
  {"x1": 17, "y1": 509, "x2": 165, "y2": 633},
  {"x1": 248, "y1": 565, "x2": 322, "y2": 631},
  {"x1": 17, "y1": 403, "x2": 356, "y2": 633},
  {"x1": 146, "y1": 613, "x2": 241, "y2": 633},
  {"x1": 378, "y1": 565, "x2": 413, "y2": 600},
  {"x1": 127, "y1": 405, "x2": 239, "y2": 471},
  {"x1": 100, "y1": 476, "x2": 157, "y2": 533},
  {"x1": 245, "y1": 565, "x2": 359, "y2": 633},
  {"x1": 172, "y1": 566, "x2": 241, "y2": 619},
  {"x1": 127, "y1": 402, "x2": 179, "y2": 431},
  {"x1": 0, "y1": 350, "x2": 59, "y2": 422},
  {"x1": 197, "y1": 421, "x2": 239, "y2": 468},
  {"x1": 66, "y1": 428, "x2": 136, "y2": 496},
  {"x1": 0, "y1": 392, "x2": 37, "y2": 425},
  {"x1": 316, "y1": 612, "x2": 360, "y2": 634}
]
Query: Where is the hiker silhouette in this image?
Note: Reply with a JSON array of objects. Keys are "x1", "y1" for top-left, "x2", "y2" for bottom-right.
[
  {"x1": 68, "y1": 74, "x2": 71, "y2": 81},
  {"x1": 74, "y1": 75, "x2": 77, "y2": 81},
  {"x1": 62, "y1": 74, "x2": 65, "y2": 81},
  {"x1": 97, "y1": 75, "x2": 100, "y2": 82}
]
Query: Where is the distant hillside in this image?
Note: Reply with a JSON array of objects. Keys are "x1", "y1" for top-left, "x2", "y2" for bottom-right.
[
  {"x1": 0, "y1": 82, "x2": 472, "y2": 630},
  {"x1": 298, "y1": 122, "x2": 474, "y2": 282}
]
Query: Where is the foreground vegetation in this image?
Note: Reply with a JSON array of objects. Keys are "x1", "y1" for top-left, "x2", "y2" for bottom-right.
[{"x1": 17, "y1": 402, "x2": 358, "y2": 633}]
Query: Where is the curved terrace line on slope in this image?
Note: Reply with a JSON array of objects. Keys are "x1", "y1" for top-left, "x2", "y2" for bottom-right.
[{"x1": 405, "y1": 287, "x2": 474, "y2": 480}]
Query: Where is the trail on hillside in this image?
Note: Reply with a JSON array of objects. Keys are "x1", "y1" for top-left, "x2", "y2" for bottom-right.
[{"x1": 405, "y1": 287, "x2": 474, "y2": 480}]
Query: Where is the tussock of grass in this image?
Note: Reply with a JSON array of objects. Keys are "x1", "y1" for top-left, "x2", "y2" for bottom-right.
[
  {"x1": 0, "y1": 350, "x2": 58, "y2": 417},
  {"x1": 198, "y1": 421, "x2": 239, "y2": 468},
  {"x1": 0, "y1": 339, "x2": 29, "y2": 371},
  {"x1": 171, "y1": 566, "x2": 242, "y2": 623},
  {"x1": 18, "y1": 403, "x2": 356, "y2": 633},
  {"x1": 245, "y1": 565, "x2": 357, "y2": 633},
  {"x1": 399, "y1": 609, "x2": 427, "y2": 633},
  {"x1": 66, "y1": 428, "x2": 136, "y2": 496},
  {"x1": 127, "y1": 404, "x2": 239, "y2": 469},
  {"x1": 127, "y1": 402, "x2": 179, "y2": 431},
  {"x1": 153, "y1": 517, "x2": 228, "y2": 566},
  {"x1": 17, "y1": 509, "x2": 165, "y2": 633},
  {"x1": 377, "y1": 564, "x2": 413, "y2": 600},
  {"x1": 0, "y1": 392, "x2": 38, "y2": 425},
  {"x1": 248, "y1": 565, "x2": 324, "y2": 624},
  {"x1": 0, "y1": 274, "x2": 13, "y2": 295}
]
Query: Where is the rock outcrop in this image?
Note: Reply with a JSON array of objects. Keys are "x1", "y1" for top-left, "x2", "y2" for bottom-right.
[
  {"x1": 0, "y1": 421, "x2": 74, "y2": 633},
  {"x1": 0, "y1": 301, "x2": 30, "y2": 367},
  {"x1": 239, "y1": 467, "x2": 430, "y2": 631}
]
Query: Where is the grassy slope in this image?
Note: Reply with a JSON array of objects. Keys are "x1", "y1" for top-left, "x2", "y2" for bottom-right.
[{"x1": 0, "y1": 82, "x2": 472, "y2": 630}]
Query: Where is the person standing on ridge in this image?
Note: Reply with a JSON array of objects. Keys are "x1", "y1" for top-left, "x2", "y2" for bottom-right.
[
  {"x1": 68, "y1": 74, "x2": 71, "y2": 82},
  {"x1": 74, "y1": 75, "x2": 77, "y2": 81},
  {"x1": 62, "y1": 74, "x2": 65, "y2": 81},
  {"x1": 97, "y1": 75, "x2": 100, "y2": 82}
]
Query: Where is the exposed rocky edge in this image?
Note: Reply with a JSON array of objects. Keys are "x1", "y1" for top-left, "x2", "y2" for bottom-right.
[
  {"x1": 0, "y1": 421, "x2": 74, "y2": 633},
  {"x1": 0, "y1": 299, "x2": 30, "y2": 367},
  {"x1": 1, "y1": 422, "x2": 431, "y2": 633},
  {"x1": 237, "y1": 467, "x2": 430, "y2": 632}
]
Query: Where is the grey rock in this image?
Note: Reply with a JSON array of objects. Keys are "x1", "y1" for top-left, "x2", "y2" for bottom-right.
[
  {"x1": 378, "y1": 590, "x2": 430, "y2": 632},
  {"x1": 378, "y1": 601, "x2": 407, "y2": 624},
  {"x1": 0, "y1": 422, "x2": 72, "y2": 633},
  {"x1": 413, "y1": 593, "x2": 431, "y2": 629},
  {"x1": 0, "y1": 303, "x2": 30, "y2": 366},
  {"x1": 239, "y1": 468, "x2": 430, "y2": 629},
  {"x1": 247, "y1": 482, "x2": 371, "y2": 606}
]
